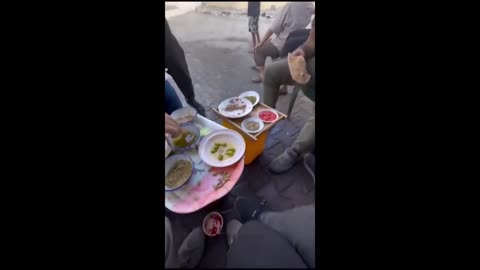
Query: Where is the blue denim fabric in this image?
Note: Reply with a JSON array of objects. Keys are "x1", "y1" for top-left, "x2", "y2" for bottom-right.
[{"x1": 165, "y1": 80, "x2": 183, "y2": 114}]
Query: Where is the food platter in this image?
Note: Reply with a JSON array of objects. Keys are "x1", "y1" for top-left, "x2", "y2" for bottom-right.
[
  {"x1": 165, "y1": 116, "x2": 245, "y2": 214},
  {"x1": 218, "y1": 97, "x2": 253, "y2": 119},
  {"x1": 212, "y1": 102, "x2": 287, "y2": 140}
]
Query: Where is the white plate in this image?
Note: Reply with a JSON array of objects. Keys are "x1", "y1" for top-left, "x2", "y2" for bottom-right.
[
  {"x1": 238, "y1": 91, "x2": 260, "y2": 107},
  {"x1": 241, "y1": 117, "x2": 264, "y2": 133},
  {"x1": 198, "y1": 129, "x2": 246, "y2": 167},
  {"x1": 218, "y1": 97, "x2": 253, "y2": 119}
]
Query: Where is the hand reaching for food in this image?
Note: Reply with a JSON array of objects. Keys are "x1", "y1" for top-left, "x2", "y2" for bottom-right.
[{"x1": 165, "y1": 113, "x2": 182, "y2": 138}]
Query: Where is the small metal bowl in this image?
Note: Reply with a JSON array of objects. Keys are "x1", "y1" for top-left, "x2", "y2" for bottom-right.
[{"x1": 171, "y1": 106, "x2": 198, "y2": 126}]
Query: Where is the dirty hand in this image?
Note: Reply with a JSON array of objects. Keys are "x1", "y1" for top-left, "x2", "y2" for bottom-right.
[{"x1": 165, "y1": 113, "x2": 181, "y2": 138}]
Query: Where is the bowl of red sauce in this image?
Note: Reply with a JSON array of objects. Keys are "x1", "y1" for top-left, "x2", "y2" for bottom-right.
[
  {"x1": 203, "y1": 211, "x2": 223, "y2": 237},
  {"x1": 257, "y1": 109, "x2": 279, "y2": 123}
]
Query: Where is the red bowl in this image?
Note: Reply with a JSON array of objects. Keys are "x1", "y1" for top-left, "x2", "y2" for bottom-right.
[
  {"x1": 202, "y1": 211, "x2": 223, "y2": 237},
  {"x1": 257, "y1": 109, "x2": 279, "y2": 123}
]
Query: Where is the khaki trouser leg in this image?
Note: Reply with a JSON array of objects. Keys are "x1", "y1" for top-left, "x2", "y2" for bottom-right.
[
  {"x1": 292, "y1": 115, "x2": 315, "y2": 154},
  {"x1": 263, "y1": 58, "x2": 294, "y2": 108}
]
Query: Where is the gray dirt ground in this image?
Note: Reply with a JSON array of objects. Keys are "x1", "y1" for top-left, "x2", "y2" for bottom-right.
[{"x1": 166, "y1": 11, "x2": 315, "y2": 268}]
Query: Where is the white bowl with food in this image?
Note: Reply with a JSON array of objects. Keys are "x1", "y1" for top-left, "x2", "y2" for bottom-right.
[
  {"x1": 257, "y1": 109, "x2": 279, "y2": 123},
  {"x1": 170, "y1": 106, "x2": 198, "y2": 126},
  {"x1": 241, "y1": 117, "x2": 264, "y2": 134},
  {"x1": 218, "y1": 97, "x2": 253, "y2": 119},
  {"x1": 198, "y1": 129, "x2": 246, "y2": 167},
  {"x1": 239, "y1": 91, "x2": 260, "y2": 107},
  {"x1": 165, "y1": 154, "x2": 194, "y2": 191}
]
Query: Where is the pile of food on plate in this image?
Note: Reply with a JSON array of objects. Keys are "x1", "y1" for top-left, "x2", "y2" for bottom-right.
[
  {"x1": 245, "y1": 120, "x2": 260, "y2": 131},
  {"x1": 210, "y1": 142, "x2": 236, "y2": 161},
  {"x1": 258, "y1": 110, "x2": 278, "y2": 122},
  {"x1": 225, "y1": 98, "x2": 247, "y2": 112},
  {"x1": 166, "y1": 159, "x2": 193, "y2": 189},
  {"x1": 171, "y1": 129, "x2": 197, "y2": 148},
  {"x1": 243, "y1": 96, "x2": 257, "y2": 104}
]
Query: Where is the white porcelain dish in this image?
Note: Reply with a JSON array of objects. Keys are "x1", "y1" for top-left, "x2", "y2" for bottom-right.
[
  {"x1": 240, "y1": 117, "x2": 264, "y2": 133},
  {"x1": 218, "y1": 97, "x2": 253, "y2": 119},
  {"x1": 238, "y1": 91, "x2": 260, "y2": 107},
  {"x1": 198, "y1": 129, "x2": 246, "y2": 167}
]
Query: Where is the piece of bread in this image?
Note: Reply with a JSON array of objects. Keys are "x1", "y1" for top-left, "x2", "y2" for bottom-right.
[{"x1": 288, "y1": 53, "x2": 311, "y2": 85}]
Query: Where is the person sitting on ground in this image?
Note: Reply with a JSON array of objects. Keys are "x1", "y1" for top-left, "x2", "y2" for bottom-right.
[
  {"x1": 251, "y1": 2, "x2": 314, "y2": 83},
  {"x1": 165, "y1": 18, "x2": 206, "y2": 116},
  {"x1": 164, "y1": 197, "x2": 315, "y2": 268},
  {"x1": 263, "y1": 16, "x2": 316, "y2": 174},
  {"x1": 247, "y1": 2, "x2": 261, "y2": 54}
]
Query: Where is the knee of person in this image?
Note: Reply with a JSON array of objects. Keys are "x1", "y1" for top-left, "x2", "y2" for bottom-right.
[{"x1": 264, "y1": 65, "x2": 275, "y2": 80}]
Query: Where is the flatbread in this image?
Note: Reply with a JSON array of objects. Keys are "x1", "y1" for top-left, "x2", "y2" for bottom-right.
[{"x1": 287, "y1": 53, "x2": 311, "y2": 85}]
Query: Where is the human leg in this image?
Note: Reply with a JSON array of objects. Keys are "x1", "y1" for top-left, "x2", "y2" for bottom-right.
[
  {"x1": 269, "y1": 57, "x2": 316, "y2": 174},
  {"x1": 165, "y1": 80, "x2": 183, "y2": 114},
  {"x1": 165, "y1": 19, "x2": 205, "y2": 116},
  {"x1": 259, "y1": 205, "x2": 316, "y2": 268},
  {"x1": 252, "y1": 41, "x2": 280, "y2": 83},
  {"x1": 304, "y1": 152, "x2": 316, "y2": 183},
  {"x1": 269, "y1": 115, "x2": 315, "y2": 173},
  {"x1": 292, "y1": 115, "x2": 315, "y2": 154},
  {"x1": 250, "y1": 32, "x2": 256, "y2": 53},
  {"x1": 165, "y1": 217, "x2": 174, "y2": 267},
  {"x1": 228, "y1": 199, "x2": 314, "y2": 268},
  {"x1": 225, "y1": 220, "x2": 307, "y2": 268},
  {"x1": 248, "y1": 16, "x2": 258, "y2": 53},
  {"x1": 301, "y1": 57, "x2": 316, "y2": 101},
  {"x1": 177, "y1": 227, "x2": 205, "y2": 268},
  {"x1": 165, "y1": 216, "x2": 206, "y2": 268},
  {"x1": 262, "y1": 58, "x2": 295, "y2": 107}
]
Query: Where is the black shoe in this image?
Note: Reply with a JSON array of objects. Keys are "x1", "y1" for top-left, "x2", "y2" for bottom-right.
[
  {"x1": 233, "y1": 196, "x2": 268, "y2": 223},
  {"x1": 187, "y1": 99, "x2": 206, "y2": 117}
]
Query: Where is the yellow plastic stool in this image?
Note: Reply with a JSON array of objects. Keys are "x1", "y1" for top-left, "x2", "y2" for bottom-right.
[{"x1": 222, "y1": 120, "x2": 269, "y2": 165}]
